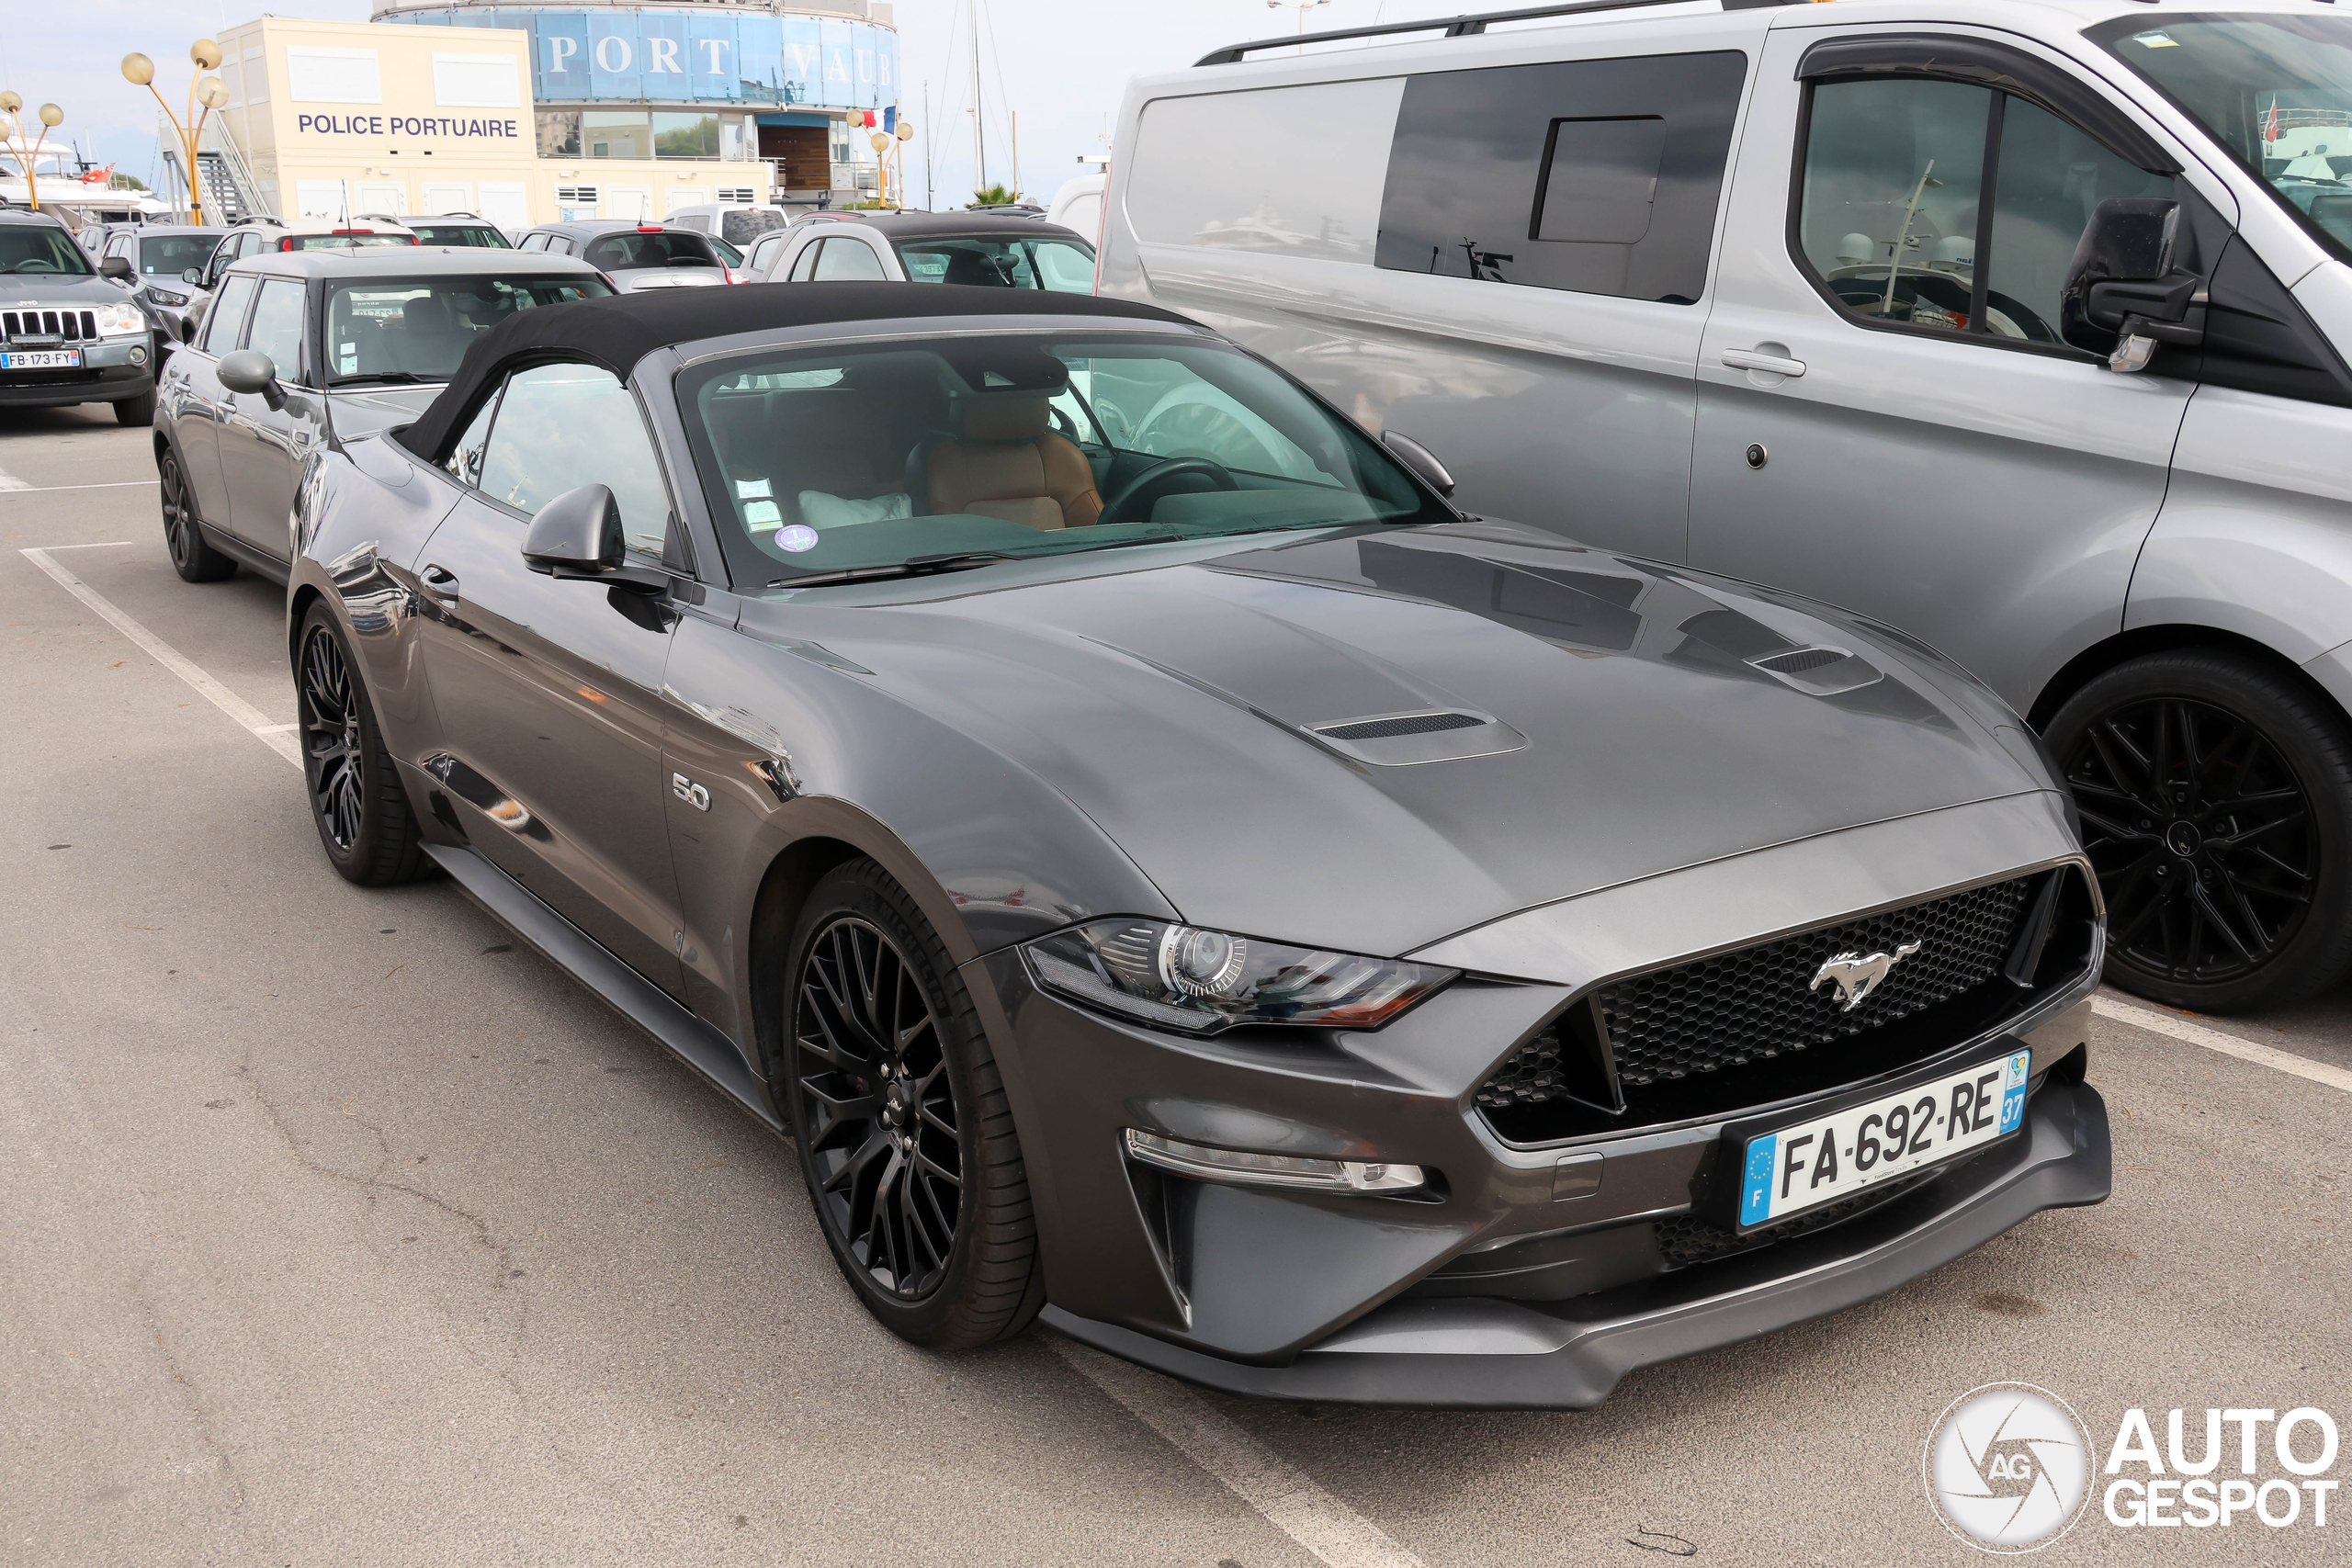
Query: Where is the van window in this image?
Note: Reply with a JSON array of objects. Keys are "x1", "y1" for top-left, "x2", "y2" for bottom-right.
[
  {"x1": 1375, "y1": 51, "x2": 1747, "y2": 304},
  {"x1": 1797, "y1": 78, "x2": 2173, "y2": 344},
  {"x1": 810, "y1": 237, "x2": 887, "y2": 280},
  {"x1": 1126, "y1": 78, "x2": 1402, "y2": 264}
]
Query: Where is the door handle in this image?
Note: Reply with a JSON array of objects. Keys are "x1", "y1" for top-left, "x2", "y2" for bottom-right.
[
  {"x1": 420, "y1": 563, "x2": 460, "y2": 601},
  {"x1": 1721, "y1": 348, "x2": 1806, "y2": 378}
]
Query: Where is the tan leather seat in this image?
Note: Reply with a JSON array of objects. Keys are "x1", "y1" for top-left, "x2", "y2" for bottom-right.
[{"x1": 921, "y1": 395, "x2": 1102, "y2": 530}]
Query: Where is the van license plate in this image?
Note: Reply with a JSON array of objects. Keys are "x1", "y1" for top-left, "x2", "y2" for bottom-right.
[
  {"x1": 1, "y1": 349, "x2": 82, "y2": 369},
  {"x1": 1736, "y1": 1049, "x2": 2030, "y2": 1228}
]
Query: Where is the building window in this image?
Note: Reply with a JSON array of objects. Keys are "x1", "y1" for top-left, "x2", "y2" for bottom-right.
[
  {"x1": 721, "y1": 117, "x2": 747, "y2": 163},
  {"x1": 652, "y1": 112, "x2": 718, "y2": 160},
  {"x1": 584, "y1": 110, "x2": 650, "y2": 160},
  {"x1": 537, "y1": 110, "x2": 581, "y2": 159}
]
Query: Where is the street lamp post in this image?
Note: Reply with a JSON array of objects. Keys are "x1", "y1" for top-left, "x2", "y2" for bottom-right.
[
  {"x1": 122, "y1": 41, "x2": 228, "y2": 225},
  {"x1": 0, "y1": 95, "x2": 66, "y2": 212}
]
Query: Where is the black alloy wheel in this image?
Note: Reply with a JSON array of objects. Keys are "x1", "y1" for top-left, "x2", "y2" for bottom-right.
[
  {"x1": 294, "y1": 602, "x2": 428, "y2": 886},
  {"x1": 782, "y1": 861, "x2": 1042, "y2": 1347},
  {"x1": 2047, "y1": 649, "x2": 2352, "y2": 1012},
  {"x1": 158, "y1": 445, "x2": 234, "y2": 582}
]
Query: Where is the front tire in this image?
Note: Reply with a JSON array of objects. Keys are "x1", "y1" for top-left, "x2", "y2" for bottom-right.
[
  {"x1": 296, "y1": 602, "x2": 427, "y2": 886},
  {"x1": 780, "y1": 861, "x2": 1043, "y2": 1348},
  {"x1": 159, "y1": 444, "x2": 235, "y2": 582},
  {"x1": 2046, "y1": 649, "x2": 2352, "y2": 1011},
  {"x1": 115, "y1": 388, "x2": 157, "y2": 427}
]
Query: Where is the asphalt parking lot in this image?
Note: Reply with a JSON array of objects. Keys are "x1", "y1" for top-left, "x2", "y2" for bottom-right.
[{"x1": 5, "y1": 402, "x2": 2348, "y2": 1566}]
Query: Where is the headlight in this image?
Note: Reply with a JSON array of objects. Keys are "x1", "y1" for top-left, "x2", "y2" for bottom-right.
[
  {"x1": 1025, "y1": 918, "x2": 1456, "y2": 1033},
  {"x1": 146, "y1": 286, "x2": 189, "y2": 307},
  {"x1": 94, "y1": 302, "x2": 147, "y2": 336}
]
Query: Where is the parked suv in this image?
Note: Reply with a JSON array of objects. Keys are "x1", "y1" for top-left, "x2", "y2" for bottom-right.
[
  {"x1": 757, "y1": 209, "x2": 1095, "y2": 290},
  {"x1": 153, "y1": 246, "x2": 608, "y2": 585},
  {"x1": 362, "y1": 211, "x2": 512, "y2": 249},
  {"x1": 93, "y1": 223, "x2": 224, "y2": 361},
  {"x1": 0, "y1": 209, "x2": 158, "y2": 424},
  {"x1": 1105, "y1": 0, "x2": 2352, "y2": 1012},
  {"x1": 513, "y1": 220, "x2": 729, "y2": 289}
]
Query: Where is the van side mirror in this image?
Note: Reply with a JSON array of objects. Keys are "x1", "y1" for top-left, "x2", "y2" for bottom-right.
[
  {"x1": 217, "y1": 349, "x2": 286, "y2": 410},
  {"x1": 100, "y1": 255, "x2": 134, "y2": 283},
  {"x1": 181, "y1": 267, "x2": 204, "y2": 287},
  {"x1": 2060, "y1": 197, "x2": 2204, "y2": 371},
  {"x1": 1382, "y1": 430, "x2": 1456, "y2": 498}
]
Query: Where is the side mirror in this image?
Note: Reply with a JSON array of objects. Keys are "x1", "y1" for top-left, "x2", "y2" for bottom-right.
[
  {"x1": 217, "y1": 348, "x2": 286, "y2": 410},
  {"x1": 181, "y1": 267, "x2": 204, "y2": 287},
  {"x1": 100, "y1": 255, "x2": 134, "y2": 283},
  {"x1": 522, "y1": 483, "x2": 627, "y2": 578},
  {"x1": 1382, "y1": 430, "x2": 1456, "y2": 498},
  {"x1": 2059, "y1": 197, "x2": 2204, "y2": 370}
]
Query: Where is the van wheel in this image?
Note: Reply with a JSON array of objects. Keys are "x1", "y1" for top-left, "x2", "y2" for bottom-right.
[
  {"x1": 2045, "y1": 649, "x2": 2352, "y2": 1012},
  {"x1": 159, "y1": 445, "x2": 235, "y2": 582}
]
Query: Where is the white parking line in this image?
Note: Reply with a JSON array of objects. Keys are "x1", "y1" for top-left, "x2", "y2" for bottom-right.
[
  {"x1": 18, "y1": 547, "x2": 302, "y2": 770},
  {"x1": 0, "y1": 480, "x2": 163, "y2": 492},
  {"x1": 1052, "y1": 1339, "x2": 1428, "y2": 1568},
  {"x1": 2093, "y1": 994, "x2": 2352, "y2": 1096}
]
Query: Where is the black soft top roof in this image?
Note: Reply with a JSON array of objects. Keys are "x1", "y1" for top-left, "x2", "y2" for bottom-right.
[{"x1": 398, "y1": 280, "x2": 1192, "y2": 459}]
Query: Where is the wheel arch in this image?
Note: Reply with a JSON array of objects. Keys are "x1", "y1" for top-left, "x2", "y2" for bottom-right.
[
  {"x1": 743, "y1": 831, "x2": 869, "y2": 1085},
  {"x1": 2027, "y1": 623, "x2": 2350, "y2": 733}
]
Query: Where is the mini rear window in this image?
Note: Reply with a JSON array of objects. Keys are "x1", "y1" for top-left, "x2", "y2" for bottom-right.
[{"x1": 584, "y1": 231, "x2": 719, "y2": 270}]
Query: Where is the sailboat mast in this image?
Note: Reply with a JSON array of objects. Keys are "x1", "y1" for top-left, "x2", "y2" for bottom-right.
[{"x1": 971, "y1": 3, "x2": 986, "y2": 193}]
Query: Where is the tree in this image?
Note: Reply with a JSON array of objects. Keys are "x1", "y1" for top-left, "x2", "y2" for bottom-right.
[
  {"x1": 109, "y1": 172, "x2": 148, "y2": 191},
  {"x1": 968, "y1": 183, "x2": 1018, "y2": 208}
]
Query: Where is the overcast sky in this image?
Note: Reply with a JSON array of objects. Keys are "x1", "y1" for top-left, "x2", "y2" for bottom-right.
[{"x1": 6, "y1": 0, "x2": 1463, "y2": 210}]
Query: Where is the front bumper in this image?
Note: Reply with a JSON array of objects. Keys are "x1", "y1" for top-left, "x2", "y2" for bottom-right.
[
  {"x1": 1043, "y1": 1074, "x2": 2108, "y2": 1408},
  {"x1": 0, "y1": 338, "x2": 152, "y2": 407}
]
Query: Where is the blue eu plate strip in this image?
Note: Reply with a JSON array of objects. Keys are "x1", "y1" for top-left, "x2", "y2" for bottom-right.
[{"x1": 1739, "y1": 1132, "x2": 1778, "y2": 1227}]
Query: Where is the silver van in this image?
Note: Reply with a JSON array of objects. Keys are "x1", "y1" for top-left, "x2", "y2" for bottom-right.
[{"x1": 1102, "y1": 0, "x2": 2352, "y2": 1013}]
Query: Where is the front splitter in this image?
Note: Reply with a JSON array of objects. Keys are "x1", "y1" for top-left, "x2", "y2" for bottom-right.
[{"x1": 1042, "y1": 1079, "x2": 2109, "y2": 1409}]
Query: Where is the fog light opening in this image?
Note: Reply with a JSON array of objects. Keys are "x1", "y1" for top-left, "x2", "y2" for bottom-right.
[
  {"x1": 1122, "y1": 1129, "x2": 1425, "y2": 1194},
  {"x1": 129, "y1": 345, "x2": 150, "y2": 366}
]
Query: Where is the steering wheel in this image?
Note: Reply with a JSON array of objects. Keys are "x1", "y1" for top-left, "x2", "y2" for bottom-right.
[{"x1": 1098, "y1": 456, "x2": 1238, "y2": 526}]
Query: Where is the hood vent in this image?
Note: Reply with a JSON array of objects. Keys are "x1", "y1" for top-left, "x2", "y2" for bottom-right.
[
  {"x1": 1315, "y1": 710, "x2": 1486, "y2": 742},
  {"x1": 1306, "y1": 708, "x2": 1526, "y2": 766},
  {"x1": 1747, "y1": 645, "x2": 1883, "y2": 696}
]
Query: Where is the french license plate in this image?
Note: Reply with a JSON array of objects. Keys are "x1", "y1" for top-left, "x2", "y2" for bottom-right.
[
  {"x1": 1735, "y1": 1049, "x2": 2030, "y2": 1229},
  {"x1": 1, "y1": 349, "x2": 82, "y2": 369}
]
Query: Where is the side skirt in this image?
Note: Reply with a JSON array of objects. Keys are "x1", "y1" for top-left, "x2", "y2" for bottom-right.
[
  {"x1": 196, "y1": 521, "x2": 292, "y2": 585},
  {"x1": 423, "y1": 841, "x2": 784, "y2": 1134}
]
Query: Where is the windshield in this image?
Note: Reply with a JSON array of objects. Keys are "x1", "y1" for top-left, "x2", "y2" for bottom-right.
[
  {"x1": 2092, "y1": 14, "x2": 2352, "y2": 256},
  {"x1": 585, "y1": 230, "x2": 718, "y2": 270},
  {"x1": 680, "y1": 333, "x2": 1450, "y2": 589},
  {"x1": 895, "y1": 234, "x2": 1096, "y2": 293},
  {"x1": 409, "y1": 222, "x2": 512, "y2": 249},
  {"x1": 323, "y1": 275, "x2": 612, "y2": 383},
  {"x1": 139, "y1": 234, "x2": 221, "y2": 276},
  {"x1": 0, "y1": 225, "x2": 93, "y2": 276}
]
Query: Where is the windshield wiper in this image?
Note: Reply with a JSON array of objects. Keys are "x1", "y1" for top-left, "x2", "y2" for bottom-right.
[
  {"x1": 768, "y1": 551, "x2": 1015, "y2": 590},
  {"x1": 330, "y1": 371, "x2": 442, "y2": 386}
]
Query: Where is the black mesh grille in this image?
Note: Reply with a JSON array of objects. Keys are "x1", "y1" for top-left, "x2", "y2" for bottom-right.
[
  {"x1": 1476, "y1": 1031, "x2": 1566, "y2": 1109},
  {"x1": 1600, "y1": 877, "x2": 2032, "y2": 1088},
  {"x1": 1653, "y1": 1169, "x2": 1940, "y2": 1268},
  {"x1": 1317, "y1": 711, "x2": 1485, "y2": 741},
  {"x1": 1754, "y1": 647, "x2": 1846, "y2": 675}
]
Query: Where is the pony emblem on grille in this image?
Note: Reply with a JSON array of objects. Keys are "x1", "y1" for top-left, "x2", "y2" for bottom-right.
[{"x1": 1809, "y1": 941, "x2": 1923, "y2": 1011}]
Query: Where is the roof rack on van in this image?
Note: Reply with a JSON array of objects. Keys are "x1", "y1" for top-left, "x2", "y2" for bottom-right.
[{"x1": 1196, "y1": 0, "x2": 1796, "y2": 65}]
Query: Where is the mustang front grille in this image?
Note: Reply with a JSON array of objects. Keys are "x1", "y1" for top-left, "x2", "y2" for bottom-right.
[
  {"x1": 2, "y1": 309, "x2": 100, "y2": 343},
  {"x1": 1476, "y1": 872, "x2": 2088, "y2": 1141},
  {"x1": 1600, "y1": 876, "x2": 2032, "y2": 1087}
]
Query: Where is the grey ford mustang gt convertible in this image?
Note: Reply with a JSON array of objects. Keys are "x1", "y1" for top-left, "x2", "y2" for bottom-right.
[{"x1": 286, "y1": 282, "x2": 2109, "y2": 1407}]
